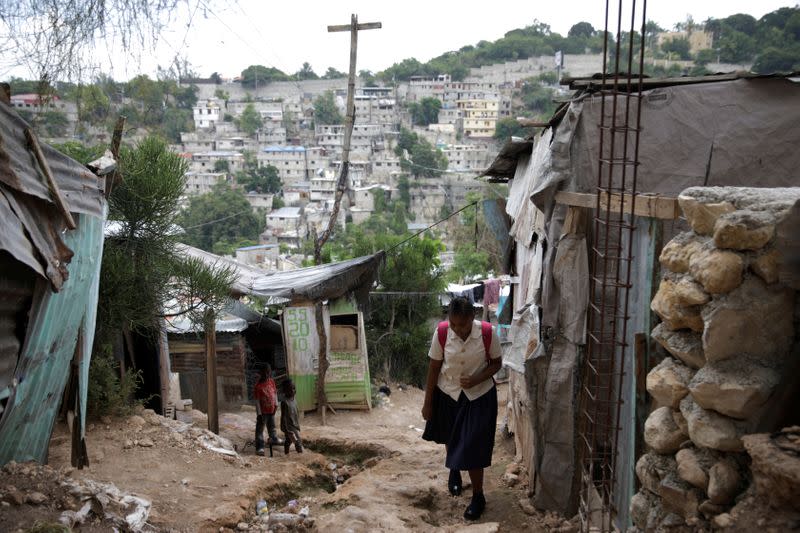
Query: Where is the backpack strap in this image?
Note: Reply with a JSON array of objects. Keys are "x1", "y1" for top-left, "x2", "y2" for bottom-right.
[
  {"x1": 437, "y1": 321, "x2": 449, "y2": 352},
  {"x1": 480, "y1": 321, "x2": 492, "y2": 362}
]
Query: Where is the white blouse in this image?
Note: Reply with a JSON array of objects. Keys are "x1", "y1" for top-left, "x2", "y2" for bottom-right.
[{"x1": 428, "y1": 320, "x2": 501, "y2": 401}]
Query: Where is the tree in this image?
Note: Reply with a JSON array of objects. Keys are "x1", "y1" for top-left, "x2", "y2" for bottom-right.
[
  {"x1": 0, "y1": 0, "x2": 181, "y2": 81},
  {"x1": 214, "y1": 159, "x2": 230, "y2": 173},
  {"x1": 240, "y1": 65, "x2": 289, "y2": 88},
  {"x1": 753, "y1": 47, "x2": 800, "y2": 73},
  {"x1": 238, "y1": 103, "x2": 263, "y2": 137},
  {"x1": 161, "y1": 108, "x2": 193, "y2": 142},
  {"x1": 76, "y1": 83, "x2": 111, "y2": 125},
  {"x1": 718, "y1": 31, "x2": 757, "y2": 63},
  {"x1": 313, "y1": 91, "x2": 343, "y2": 125},
  {"x1": 394, "y1": 128, "x2": 447, "y2": 178},
  {"x1": 37, "y1": 110, "x2": 69, "y2": 137},
  {"x1": 568, "y1": 22, "x2": 595, "y2": 39},
  {"x1": 408, "y1": 97, "x2": 442, "y2": 126},
  {"x1": 92, "y1": 136, "x2": 235, "y2": 415},
  {"x1": 322, "y1": 67, "x2": 346, "y2": 79},
  {"x1": 661, "y1": 37, "x2": 691, "y2": 60},
  {"x1": 722, "y1": 13, "x2": 758, "y2": 36},
  {"x1": 178, "y1": 182, "x2": 263, "y2": 253},
  {"x1": 694, "y1": 49, "x2": 717, "y2": 66},
  {"x1": 237, "y1": 165, "x2": 281, "y2": 194},
  {"x1": 295, "y1": 62, "x2": 319, "y2": 80},
  {"x1": 494, "y1": 117, "x2": 526, "y2": 141},
  {"x1": 359, "y1": 69, "x2": 377, "y2": 86},
  {"x1": 210, "y1": 72, "x2": 223, "y2": 84}
]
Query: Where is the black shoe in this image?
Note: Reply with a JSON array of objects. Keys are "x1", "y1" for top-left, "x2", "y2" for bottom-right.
[
  {"x1": 448, "y1": 469, "x2": 462, "y2": 496},
  {"x1": 284, "y1": 442, "x2": 290, "y2": 455},
  {"x1": 464, "y1": 492, "x2": 486, "y2": 521}
]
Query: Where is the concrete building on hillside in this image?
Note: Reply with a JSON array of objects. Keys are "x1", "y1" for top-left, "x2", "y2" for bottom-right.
[
  {"x1": 315, "y1": 124, "x2": 395, "y2": 155},
  {"x1": 188, "y1": 150, "x2": 244, "y2": 173},
  {"x1": 407, "y1": 74, "x2": 451, "y2": 102},
  {"x1": 441, "y1": 144, "x2": 492, "y2": 172},
  {"x1": 193, "y1": 98, "x2": 222, "y2": 129},
  {"x1": 257, "y1": 146, "x2": 325, "y2": 184},
  {"x1": 458, "y1": 99, "x2": 499, "y2": 138},
  {"x1": 9, "y1": 93, "x2": 78, "y2": 122},
  {"x1": 657, "y1": 29, "x2": 714, "y2": 55},
  {"x1": 235, "y1": 243, "x2": 280, "y2": 268},
  {"x1": 370, "y1": 154, "x2": 403, "y2": 181},
  {"x1": 282, "y1": 182, "x2": 311, "y2": 206},
  {"x1": 265, "y1": 206, "x2": 306, "y2": 248},
  {"x1": 243, "y1": 192, "x2": 274, "y2": 210},
  {"x1": 184, "y1": 171, "x2": 226, "y2": 195}
]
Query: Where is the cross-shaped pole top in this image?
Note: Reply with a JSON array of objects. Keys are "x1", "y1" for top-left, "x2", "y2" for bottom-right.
[{"x1": 327, "y1": 14, "x2": 382, "y2": 33}]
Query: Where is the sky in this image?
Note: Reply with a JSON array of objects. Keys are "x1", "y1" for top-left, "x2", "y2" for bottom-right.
[{"x1": 6, "y1": 0, "x2": 799, "y2": 80}]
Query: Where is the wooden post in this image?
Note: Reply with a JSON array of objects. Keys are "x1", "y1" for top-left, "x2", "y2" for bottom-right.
[
  {"x1": 315, "y1": 14, "x2": 381, "y2": 264},
  {"x1": 205, "y1": 310, "x2": 219, "y2": 434},
  {"x1": 157, "y1": 319, "x2": 171, "y2": 416},
  {"x1": 314, "y1": 302, "x2": 329, "y2": 425}
]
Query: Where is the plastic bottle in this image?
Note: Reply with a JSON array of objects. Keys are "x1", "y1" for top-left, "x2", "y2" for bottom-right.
[{"x1": 256, "y1": 499, "x2": 268, "y2": 514}]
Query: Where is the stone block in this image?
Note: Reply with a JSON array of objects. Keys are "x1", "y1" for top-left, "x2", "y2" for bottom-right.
[
  {"x1": 651, "y1": 279, "x2": 704, "y2": 332},
  {"x1": 636, "y1": 452, "x2": 677, "y2": 495},
  {"x1": 702, "y1": 277, "x2": 794, "y2": 362},
  {"x1": 647, "y1": 357, "x2": 694, "y2": 409},
  {"x1": 673, "y1": 276, "x2": 711, "y2": 306},
  {"x1": 688, "y1": 246, "x2": 744, "y2": 295},
  {"x1": 630, "y1": 490, "x2": 654, "y2": 530},
  {"x1": 659, "y1": 232, "x2": 707, "y2": 273},
  {"x1": 751, "y1": 249, "x2": 781, "y2": 285},
  {"x1": 742, "y1": 427, "x2": 800, "y2": 510},
  {"x1": 658, "y1": 472, "x2": 701, "y2": 519},
  {"x1": 680, "y1": 396, "x2": 745, "y2": 452},
  {"x1": 713, "y1": 210, "x2": 775, "y2": 251},
  {"x1": 678, "y1": 195, "x2": 736, "y2": 235},
  {"x1": 708, "y1": 458, "x2": 742, "y2": 505},
  {"x1": 698, "y1": 499, "x2": 726, "y2": 518},
  {"x1": 688, "y1": 356, "x2": 781, "y2": 420},
  {"x1": 645, "y1": 406, "x2": 689, "y2": 454},
  {"x1": 652, "y1": 324, "x2": 705, "y2": 369},
  {"x1": 675, "y1": 448, "x2": 713, "y2": 491}
]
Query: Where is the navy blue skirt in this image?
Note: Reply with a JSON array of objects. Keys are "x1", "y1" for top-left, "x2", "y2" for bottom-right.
[{"x1": 422, "y1": 385, "x2": 498, "y2": 471}]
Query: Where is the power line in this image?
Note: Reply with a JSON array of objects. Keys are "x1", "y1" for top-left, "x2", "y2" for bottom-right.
[
  {"x1": 182, "y1": 209, "x2": 253, "y2": 230},
  {"x1": 385, "y1": 200, "x2": 478, "y2": 253}
]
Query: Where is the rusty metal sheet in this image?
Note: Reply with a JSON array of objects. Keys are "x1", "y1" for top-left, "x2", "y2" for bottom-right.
[
  {"x1": 0, "y1": 101, "x2": 104, "y2": 217},
  {"x1": 0, "y1": 212, "x2": 105, "y2": 464}
]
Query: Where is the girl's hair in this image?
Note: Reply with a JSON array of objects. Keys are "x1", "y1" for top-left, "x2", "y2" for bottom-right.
[
  {"x1": 281, "y1": 379, "x2": 295, "y2": 397},
  {"x1": 259, "y1": 364, "x2": 272, "y2": 380},
  {"x1": 448, "y1": 296, "x2": 475, "y2": 318}
]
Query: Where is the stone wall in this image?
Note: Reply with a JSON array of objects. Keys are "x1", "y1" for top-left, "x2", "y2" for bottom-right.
[{"x1": 631, "y1": 187, "x2": 800, "y2": 531}]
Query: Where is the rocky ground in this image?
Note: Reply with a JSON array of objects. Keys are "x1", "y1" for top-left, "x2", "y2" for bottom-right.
[{"x1": 1, "y1": 383, "x2": 577, "y2": 532}]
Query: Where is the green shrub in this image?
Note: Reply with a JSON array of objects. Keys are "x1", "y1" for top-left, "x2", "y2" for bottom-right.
[{"x1": 87, "y1": 345, "x2": 143, "y2": 417}]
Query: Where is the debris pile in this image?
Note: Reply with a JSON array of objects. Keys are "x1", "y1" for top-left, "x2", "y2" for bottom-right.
[
  {"x1": 632, "y1": 187, "x2": 800, "y2": 531},
  {"x1": 234, "y1": 496, "x2": 315, "y2": 531},
  {"x1": 0, "y1": 460, "x2": 151, "y2": 531}
]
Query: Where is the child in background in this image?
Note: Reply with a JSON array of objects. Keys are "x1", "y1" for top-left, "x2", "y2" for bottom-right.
[
  {"x1": 280, "y1": 379, "x2": 303, "y2": 454},
  {"x1": 254, "y1": 365, "x2": 279, "y2": 456}
]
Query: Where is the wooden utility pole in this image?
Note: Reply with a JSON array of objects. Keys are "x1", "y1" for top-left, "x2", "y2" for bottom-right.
[
  {"x1": 312, "y1": 14, "x2": 381, "y2": 425},
  {"x1": 314, "y1": 14, "x2": 381, "y2": 264}
]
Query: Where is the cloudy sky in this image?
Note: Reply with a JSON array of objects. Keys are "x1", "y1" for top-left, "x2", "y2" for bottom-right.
[{"x1": 7, "y1": 0, "x2": 798, "y2": 80}]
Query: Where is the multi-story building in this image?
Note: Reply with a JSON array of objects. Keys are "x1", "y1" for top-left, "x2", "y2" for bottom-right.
[
  {"x1": 188, "y1": 150, "x2": 244, "y2": 173},
  {"x1": 184, "y1": 171, "x2": 226, "y2": 195},
  {"x1": 407, "y1": 74, "x2": 451, "y2": 102},
  {"x1": 193, "y1": 98, "x2": 222, "y2": 129},
  {"x1": 243, "y1": 192, "x2": 274, "y2": 210},
  {"x1": 370, "y1": 154, "x2": 403, "y2": 181},
  {"x1": 265, "y1": 206, "x2": 306, "y2": 249},
  {"x1": 315, "y1": 124, "x2": 396, "y2": 156},
  {"x1": 9, "y1": 93, "x2": 78, "y2": 122},
  {"x1": 441, "y1": 144, "x2": 492, "y2": 172},
  {"x1": 257, "y1": 146, "x2": 325, "y2": 185},
  {"x1": 458, "y1": 99, "x2": 499, "y2": 138},
  {"x1": 354, "y1": 87, "x2": 398, "y2": 125}
]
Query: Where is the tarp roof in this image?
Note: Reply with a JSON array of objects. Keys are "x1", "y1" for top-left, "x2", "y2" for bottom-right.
[
  {"x1": 483, "y1": 76, "x2": 800, "y2": 195},
  {"x1": 250, "y1": 252, "x2": 385, "y2": 307},
  {"x1": 176, "y1": 244, "x2": 385, "y2": 307}
]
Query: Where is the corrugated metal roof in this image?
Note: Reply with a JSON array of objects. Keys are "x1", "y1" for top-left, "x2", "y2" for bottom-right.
[
  {"x1": 0, "y1": 101, "x2": 106, "y2": 291},
  {"x1": 0, "y1": 211, "x2": 106, "y2": 464}
]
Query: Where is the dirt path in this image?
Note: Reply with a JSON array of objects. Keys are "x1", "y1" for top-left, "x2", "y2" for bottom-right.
[{"x1": 41, "y1": 384, "x2": 563, "y2": 532}]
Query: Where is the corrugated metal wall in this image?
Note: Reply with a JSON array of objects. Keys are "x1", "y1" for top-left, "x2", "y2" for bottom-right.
[{"x1": 0, "y1": 212, "x2": 105, "y2": 463}]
